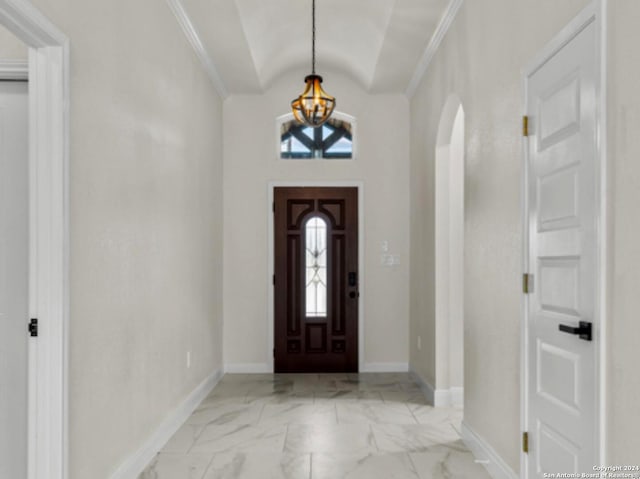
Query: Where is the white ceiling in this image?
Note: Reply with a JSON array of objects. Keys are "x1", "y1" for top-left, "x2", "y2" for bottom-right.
[{"x1": 178, "y1": 0, "x2": 451, "y2": 95}]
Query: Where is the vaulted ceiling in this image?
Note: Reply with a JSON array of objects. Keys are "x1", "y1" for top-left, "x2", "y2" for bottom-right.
[{"x1": 176, "y1": 0, "x2": 451, "y2": 95}]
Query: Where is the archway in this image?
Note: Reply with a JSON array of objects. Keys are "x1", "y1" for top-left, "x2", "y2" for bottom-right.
[{"x1": 434, "y1": 95, "x2": 465, "y2": 407}]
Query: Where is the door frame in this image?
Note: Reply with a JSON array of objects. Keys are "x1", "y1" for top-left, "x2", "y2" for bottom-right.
[
  {"x1": 0, "y1": 1, "x2": 70, "y2": 479},
  {"x1": 268, "y1": 181, "x2": 365, "y2": 372},
  {"x1": 520, "y1": 1, "x2": 607, "y2": 476}
]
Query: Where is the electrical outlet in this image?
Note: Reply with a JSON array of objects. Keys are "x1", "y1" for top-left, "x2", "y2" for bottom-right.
[
  {"x1": 187, "y1": 351, "x2": 191, "y2": 368},
  {"x1": 417, "y1": 336, "x2": 422, "y2": 351}
]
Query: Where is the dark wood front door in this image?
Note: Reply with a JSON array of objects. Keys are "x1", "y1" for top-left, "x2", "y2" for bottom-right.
[{"x1": 274, "y1": 187, "x2": 358, "y2": 373}]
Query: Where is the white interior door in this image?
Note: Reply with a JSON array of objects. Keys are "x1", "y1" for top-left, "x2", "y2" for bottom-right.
[
  {"x1": 525, "y1": 17, "x2": 599, "y2": 476},
  {"x1": 0, "y1": 80, "x2": 29, "y2": 479}
]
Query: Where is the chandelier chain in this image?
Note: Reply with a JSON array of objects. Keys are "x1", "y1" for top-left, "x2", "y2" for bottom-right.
[
  {"x1": 291, "y1": 0, "x2": 335, "y2": 127},
  {"x1": 312, "y1": 0, "x2": 316, "y2": 74}
]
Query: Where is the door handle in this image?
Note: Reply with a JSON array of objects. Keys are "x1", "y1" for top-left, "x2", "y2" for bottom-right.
[{"x1": 558, "y1": 321, "x2": 592, "y2": 341}]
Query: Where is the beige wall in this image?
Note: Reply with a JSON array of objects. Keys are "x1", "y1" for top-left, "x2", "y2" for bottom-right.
[
  {"x1": 0, "y1": 24, "x2": 27, "y2": 59},
  {"x1": 607, "y1": 0, "x2": 640, "y2": 463},
  {"x1": 223, "y1": 70, "x2": 410, "y2": 371},
  {"x1": 409, "y1": 0, "x2": 591, "y2": 472},
  {"x1": 11, "y1": 0, "x2": 224, "y2": 477}
]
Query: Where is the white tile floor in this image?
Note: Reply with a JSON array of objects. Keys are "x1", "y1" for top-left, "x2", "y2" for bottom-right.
[{"x1": 139, "y1": 373, "x2": 491, "y2": 479}]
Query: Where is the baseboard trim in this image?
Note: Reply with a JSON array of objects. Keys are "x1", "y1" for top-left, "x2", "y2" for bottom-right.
[
  {"x1": 224, "y1": 363, "x2": 272, "y2": 374},
  {"x1": 109, "y1": 369, "x2": 223, "y2": 479},
  {"x1": 223, "y1": 362, "x2": 409, "y2": 374},
  {"x1": 409, "y1": 368, "x2": 435, "y2": 405},
  {"x1": 409, "y1": 368, "x2": 463, "y2": 407},
  {"x1": 460, "y1": 421, "x2": 519, "y2": 479},
  {"x1": 361, "y1": 362, "x2": 409, "y2": 373},
  {"x1": 450, "y1": 386, "x2": 464, "y2": 407},
  {"x1": 433, "y1": 388, "x2": 452, "y2": 407},
  {"x1": 435, "y1": 387, "x2": 465, "y2": 407}
]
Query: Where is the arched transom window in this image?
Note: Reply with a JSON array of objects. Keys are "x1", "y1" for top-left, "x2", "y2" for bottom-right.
[{"x1": 281, "y1": 117, "x2": 353, "y2": 159}]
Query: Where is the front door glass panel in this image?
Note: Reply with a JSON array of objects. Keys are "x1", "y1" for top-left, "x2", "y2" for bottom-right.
[{"x1": 305, "y1": 216, "x2": 327, "y2": 318}]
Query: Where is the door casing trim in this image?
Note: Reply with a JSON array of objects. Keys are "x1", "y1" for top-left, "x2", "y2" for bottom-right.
[
  {"x1": 0, "y1": 59, "x2": 28, "y2": 79},
  {"x1": 0, "y1": 1, "x2": 70, "y2": 478},
  {"x1": 521, "y1": 1, "x2": 607, "y2": 475},
  {"x1": 268, "y1": 181, "x2": 365, "y2": 372}
]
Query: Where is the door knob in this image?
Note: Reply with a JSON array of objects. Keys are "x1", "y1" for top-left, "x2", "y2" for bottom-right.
[{"x1": 558, "y1": 321, "x2": 592, "y2": 341}]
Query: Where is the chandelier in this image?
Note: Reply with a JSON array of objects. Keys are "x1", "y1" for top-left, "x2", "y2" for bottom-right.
[{"x1": 291, "y1": 0, "x2": 336, "y2": 128}]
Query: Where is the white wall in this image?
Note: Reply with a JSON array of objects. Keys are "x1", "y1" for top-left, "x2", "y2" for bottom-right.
[
  {"x1": 607, "y1": 0, "x2": 640, "y2": 463},
  {"x1": 14, "y1": 0, "x2": 225, "y2": 477},
  {"x1": 223, "y1": 70, "x2": 410, "y2": 372},
  {"x1": 409, "y1": 0, "x2": 591, "y2": 472},
  {"x1": 0, "y1": 23, "x2": 27, "y2": 59}
]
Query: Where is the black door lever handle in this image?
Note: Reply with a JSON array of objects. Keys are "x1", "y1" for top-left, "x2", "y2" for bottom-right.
[{"x1": 558, "y1": 321, "x2": 592, "y2": 341}]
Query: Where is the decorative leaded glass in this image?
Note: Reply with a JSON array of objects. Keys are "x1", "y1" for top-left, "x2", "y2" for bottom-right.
[
  {"x1": 305, "y1": 216, "x2": 327, "y2": 317},
  {"x1": 280, "y1": 117, "x2": 353, "y2": 159}
]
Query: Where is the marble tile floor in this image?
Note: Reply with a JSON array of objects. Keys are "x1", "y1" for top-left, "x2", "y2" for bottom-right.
[{"x1": 139, "y1": 373, "x2": 491, "y2": 479}]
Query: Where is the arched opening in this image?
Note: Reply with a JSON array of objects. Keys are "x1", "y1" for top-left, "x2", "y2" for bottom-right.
[
  {"x1": 435, "y1": 95, "x2": 465, "y2": 407},
  {"x1": 276, "y1": 111, "x2": 357, "y2": 160}
]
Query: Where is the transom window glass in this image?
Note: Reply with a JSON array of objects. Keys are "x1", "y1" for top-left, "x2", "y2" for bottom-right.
[
  {"x1": 281, "y1": 117, "x2": 353, "y2": 159},
  {"x1": 305, "y1": 216, "x2": 328, "y2": 317}
]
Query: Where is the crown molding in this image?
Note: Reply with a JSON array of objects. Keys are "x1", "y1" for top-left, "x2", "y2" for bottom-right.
[
  {"x1": 164, "y1": 0, "x2": 229, "y2": 99},
  {"x1": 0, "y1": 0, "x2": 67, "y2": 46},
  {"x1": 405, "y1": 0, "x2": 464, "y2": 98}
]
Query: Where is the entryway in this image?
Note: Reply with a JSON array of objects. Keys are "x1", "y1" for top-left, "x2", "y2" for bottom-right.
[{"x1": 273, "y1": 187, "x2": 359, "y2": 373}]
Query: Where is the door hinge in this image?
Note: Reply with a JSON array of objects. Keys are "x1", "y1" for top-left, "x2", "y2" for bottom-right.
[
  {"x1": 273, "y1": 274, "x2": 275, "y2": 285},
  {"x1": 272, "y1": 202, "x2": 275, "y2": 213},
  {"x1": 523, "y1": 273, "x2": 533, "y2": 294},
  {"x1": 273, "y1": 348, "x2": 275, "y2": 358},
  {"x1": 522, "y1": 432, "x2": 529, "y2": 453},
  {"x1": 522, "y1": 115, "x2": 529, "y2": 137},
  {"x1": 28, "y1": 318, "x2": 38, "y2": 337}
]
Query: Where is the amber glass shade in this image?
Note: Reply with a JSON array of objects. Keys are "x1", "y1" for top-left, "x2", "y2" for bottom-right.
[{"x1": 291, "y1": 74, "x2": 336, "y2": 128}]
